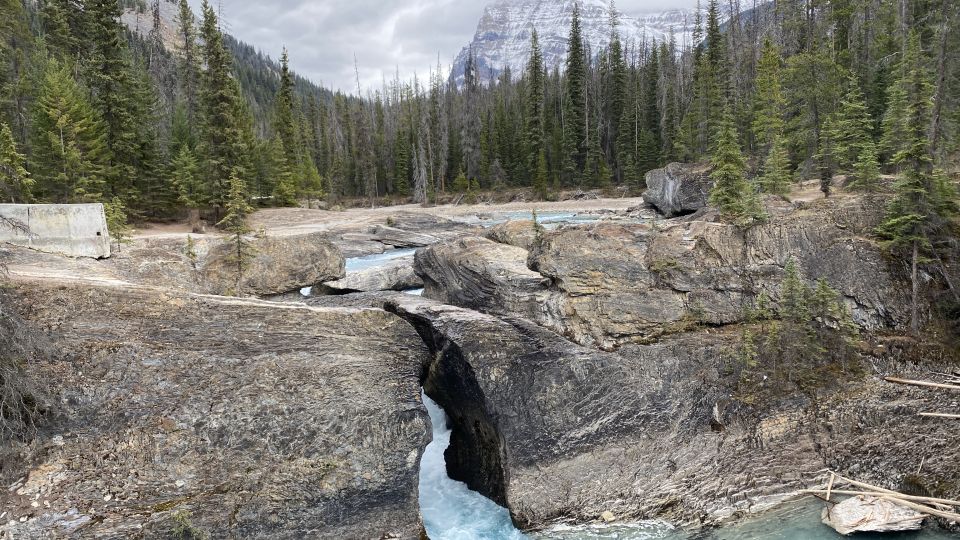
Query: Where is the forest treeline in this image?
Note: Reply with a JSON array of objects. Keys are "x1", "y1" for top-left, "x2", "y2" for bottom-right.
[{"x1": 0, "y1": 0, "x2": 958, "y2": 219}]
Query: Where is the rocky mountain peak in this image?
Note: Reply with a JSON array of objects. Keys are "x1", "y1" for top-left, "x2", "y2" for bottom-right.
[{"x1": 450, "y1": 0, "x2": 700, "y2": 86}]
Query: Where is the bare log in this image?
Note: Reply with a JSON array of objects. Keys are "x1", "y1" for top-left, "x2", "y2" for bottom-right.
[
  {"x1": 803, "y1": 489, "x2": 960, "y2": 508},
  {"x1": 919, "y1": 413, "x2": 960, "y2": 420},
  {"x1": 884, "y1": 377, "x2": 960, "y2": 391}
]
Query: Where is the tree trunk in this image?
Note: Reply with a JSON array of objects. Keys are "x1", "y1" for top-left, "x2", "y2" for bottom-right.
[
  {"x1": 911, "y1": 240, "x2": 919, "y2": 335},
  {"x1": 929, "y1": 0, "x2": 951, "y2": 155}
]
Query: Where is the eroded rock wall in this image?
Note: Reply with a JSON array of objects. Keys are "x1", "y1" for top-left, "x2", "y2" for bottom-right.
[
  {"x1": 382, "y1": 295, "x2": 960, "y2": 530},
  {"x1": 416, "y1": 196, "x2": 913, "y2": 350}
]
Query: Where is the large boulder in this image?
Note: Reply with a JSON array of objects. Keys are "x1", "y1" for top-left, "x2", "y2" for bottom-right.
[
  {"x1": 0, "y1": 279, "x2": 430, "y2": 539},
  {"x1": 483, "y1": 220, "x2": 537, "y2": 251},
  {"x1": 324, "y1": 255, "x2": 423, "y2": 293},
  {"x1": 642, "y1": 163, "x2": 713, "y2": 217},
  {"x1": 107, "y1": 232, "x2": 345, "y2": 296},
  {"x1": 416, "y1": 196, "x2": 915, "y2": 350},
  {"x1": 416, "y1": 236, "x2": 551, "y2": 322},
  {"x1": 201, "y1": 232, "x2": 344, "y2": 295}
]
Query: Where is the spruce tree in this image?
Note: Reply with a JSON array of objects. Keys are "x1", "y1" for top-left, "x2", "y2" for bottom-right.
[
  {"x1": 849, "y1": 141, "x2": 881, "y2": 192},
  {"x1": 533, "y1": 149, "x2": 548, "y2": 200},
  {"x1": 0, "y1": 122, "x2": 31, "y2": 202},
  {"x1": 270, "y1": 135, "x2": 297, "y2": 207},
  {"x1": 104, "y1": 196, "x2": 131, "y2": 252},
  {"x1": 751, "y1": 39, "x2": 786, "y2": 155},
  {"x1": 30, "y1": 59, "x2": 109, "y2": 203},
  {"x1": 563, "y1": 3, "x2": 587, "y2": 184},
  {"x1": 176, "y1": 0, "x2": 201, "y2": 140},
  {"x1": 217, "y1": 170, "x2": 256, "y2": 295},
  {"x1": 198, "y1": 0, "x2": 253, "y2": 215},
  {"x1": 525, "y1": 30, "x2": 545, "y2": 187},
  {"x1": 758, "y1": 135, "x2": 792, "y2": 195},
  {"x1": 825, "y1": 78, "x2": 874, "y2": 172},
  {"x1": 709, "y1": 104, "x2": 764, "y2": 225},
  {"x1": 274, "y1": 48, "x2": 300, "y2": 172},
  {"x1": 85, "y1": 0, "x2": 152, "y2": 202},
  {"x1": 876, "y1": 33, "x2": 959, "y2": 333},
  {"x1": 641, "y1": 43, "x2": 661, "y2": 165},
  {"x1": 171, "y1": 145, "x2": 202, "y2": 208}
]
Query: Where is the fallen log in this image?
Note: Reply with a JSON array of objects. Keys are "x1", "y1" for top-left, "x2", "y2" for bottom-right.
[
  {"x1": 920, "y1": 412, "x2": 960, "y2": 420},
  {"x1": 884, "y1": 377, "x2": 960, "y2": 391},
  {"x1": 803, "y1": 489, "x2": 960, "y2": 508}
]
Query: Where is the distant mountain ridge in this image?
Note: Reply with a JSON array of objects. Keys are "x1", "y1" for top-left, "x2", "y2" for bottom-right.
[
  {"x1": 450, "y1": 0, "x2": 702, "y2": 85},
  {"x1": 120, "y1": 0, "x2": 330, "y2": 133}
]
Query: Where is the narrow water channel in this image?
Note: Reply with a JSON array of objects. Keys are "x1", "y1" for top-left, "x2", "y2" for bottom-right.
[
  {"x1": 418, "y1": 392, "x2": 956, "y2": 540},
  {"x1": 419, "y1": 393, "x2": 527, "y2": 540}
]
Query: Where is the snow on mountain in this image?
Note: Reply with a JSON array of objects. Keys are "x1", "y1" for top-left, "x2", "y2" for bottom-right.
[{"x1": 450, "y1": 0, "x2": 699, "y2": 86}]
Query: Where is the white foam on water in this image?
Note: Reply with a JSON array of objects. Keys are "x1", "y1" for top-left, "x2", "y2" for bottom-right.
[{"x1": 419, "y1": 394, "x2": 528, "y2": 540}]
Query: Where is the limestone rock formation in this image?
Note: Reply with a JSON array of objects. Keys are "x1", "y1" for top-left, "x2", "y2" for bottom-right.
[
  {"x1": 324, "y1": 255, "x2": 423, "y2": 293},
  {"x1": 0, "y1": 280, "x2": 429, "y2": 539},
  {"x1": 483, "y1": 220, "x2": 537, "y2": 251},
  {"x1": 416, "y1": 196, "x2": 913, "y2": 350},
  {"x1": 379, "y1": 295, "x2": 959, "y2": 529},
  {"x1": 201, "y1": 232, "x2": 344, "y2": 295},
  {"x1": 108, "y1": 232, "x2": 345, "y2": 296},
  {"x1": 642, "y1": 163, "x2": 714, "y2": 217}
]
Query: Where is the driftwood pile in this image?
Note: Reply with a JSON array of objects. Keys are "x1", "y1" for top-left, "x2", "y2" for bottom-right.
[{"x1": 805, "y1": 472, "x2": 960, "y2": 535}]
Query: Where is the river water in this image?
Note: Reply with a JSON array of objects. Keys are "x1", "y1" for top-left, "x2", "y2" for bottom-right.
[{"x1": 420, "y1": 395, "x2": 956, "y2": 540}]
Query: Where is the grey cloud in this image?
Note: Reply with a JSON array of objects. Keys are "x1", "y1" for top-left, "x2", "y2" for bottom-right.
[{"x1": 193, "y1": 0, "x2": 697, "y2": 93}]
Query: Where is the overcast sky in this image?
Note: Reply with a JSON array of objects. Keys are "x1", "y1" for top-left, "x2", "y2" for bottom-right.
[{"x1": 193, "y1": 0, "x2": 698, "y2": 93}]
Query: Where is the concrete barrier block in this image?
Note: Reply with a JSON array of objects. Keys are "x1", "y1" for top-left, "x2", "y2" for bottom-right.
[{"x1": 0, "y1": 204, "x2": 112, "y2": 259}]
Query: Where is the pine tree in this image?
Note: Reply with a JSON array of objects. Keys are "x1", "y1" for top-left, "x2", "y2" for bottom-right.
[
  {"x1": 709, "y1": 104, "x2": 764, "y2": 225},
  {"x1": 0, "y1": 122, "x2": 30, "y2": 202},
  {"x1": 274, "y1": 48, "x2": 299, "y2": 171},
  {"x1": 198, "y1": 0, "x2": 253, "y2": 215},
  {"x1": 849, "y1": 141, "x2": 881, "y2": 192},
  {"x1": 563, "y1": 3, "x2": 587, "y2": 184},
  {"x1": 85, "y1": 0, "x2": 152, "y2": 203},
  {"x1": 825, "y1": 78, "x2": 874, "y2": 172},
  {"x1": 30, "y1": 59, "x2": 109, "y2": 203},
  {"x1": 751, "y1": 38, "x2": 786, "y2": 155},
  {"x1": 176, "y1": 0, "x2": 201, "y2": 141},
  {"x1": 217, "y1": 170, "x2": 256, "y2": 295},
  {"x1": 533, "y1": 149, "x2": 548, "y2": 200},
  {"x1": 525, "y1": 30, "x2": 545, "y2": 185},
  {"x1": 636, "y1": 129, "x2": 659, "y2": 176},
  {"x1": 171, "y1": 145, "x2": 202, "y2": 207},
  {"x1": 104, "y1": 196, "x2": 131, "y2": 252},
  {"x1": 876, "y1": 34, "x2": 959, "y2": 333},
  {"x1": 758, "y1": 135, "x2": 792, "y2": 195},
  {"x1": 270, "y1": 136, "x2": 297, "y2": 207}
]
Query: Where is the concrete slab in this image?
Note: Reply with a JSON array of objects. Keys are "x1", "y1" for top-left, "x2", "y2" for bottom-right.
[{"x1": 0, "y1": 204, "x2": 111, "y2": 259}]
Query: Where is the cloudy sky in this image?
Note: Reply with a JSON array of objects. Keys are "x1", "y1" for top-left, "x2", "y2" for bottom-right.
[{"x1": 192, "y1": 0, "x2": 698, "y2": 93}]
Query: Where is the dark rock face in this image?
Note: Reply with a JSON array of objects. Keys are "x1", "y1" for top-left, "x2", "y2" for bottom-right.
[
  {"x1": 0, "y1": 280, "x2": 429, "y2": 540},
  {"x1": 416, "y1": 196, "x2": 914, "y2": 350},
  {"x1": 381, "y1": 295, "x2": 960, "y2": 530},
  {"x1": 642, "y1": 163, "x2": 714, "y2": 217}
]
